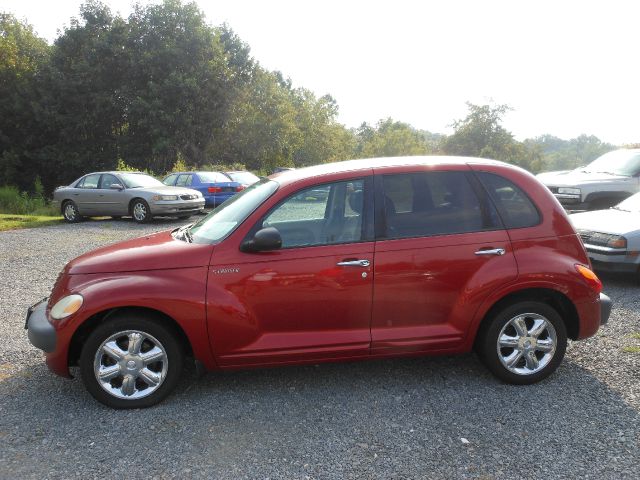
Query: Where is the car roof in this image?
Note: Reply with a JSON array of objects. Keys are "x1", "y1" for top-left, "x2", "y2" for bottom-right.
[
  {"x1": 81, "y1": 171, "x2": 148, "y2": 176},
  {"x1": 270, "y1": 155, "x2": 510, "y2": 184}
]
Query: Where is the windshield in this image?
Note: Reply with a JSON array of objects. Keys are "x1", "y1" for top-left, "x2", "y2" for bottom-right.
[
  {"x1": 119, "y1": 173, "x2": 164, "y2": 188},
  {"x1": 226, "y1": 171, "x2": 260, "y2": 185},
  {"x1": 614, "y1": 193, "x2": 640, "y2": 212},
  {"x1": 584, "y1": 150, "x2": 640, "y2": 176},
  {"x1": 189, "y1": 178, "x2": 278, "y2": 243}
]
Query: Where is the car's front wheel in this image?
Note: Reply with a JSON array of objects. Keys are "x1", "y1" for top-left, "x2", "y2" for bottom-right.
[
  {"x1": 476, "y1": 301, "x2": 567, "y2": 384},
  {"x1": 131, "y1": 199, "x2": 152, "y2": 223},
  {"x1": 62, "y1": 201, "x2": 82, "y2": 223},
  {"x1": 79, "y1": 313, "x2": 184, "y2": 408}
]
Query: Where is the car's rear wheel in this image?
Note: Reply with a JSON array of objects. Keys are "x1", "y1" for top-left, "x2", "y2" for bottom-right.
[
  {"x1": 79, "y1": 314, "x2": 184, "y2": 408},
  {"x1": 62, "y1": 201, "x2": 82, "y2": 223},
  {"x1": 131, "y1": 199, "x2": 152, "y2": 223},
  {"x1": 476, "y1": 301, "x2": 567, "y2": 384}
]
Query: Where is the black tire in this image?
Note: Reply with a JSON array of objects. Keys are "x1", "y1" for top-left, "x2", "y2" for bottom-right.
[
  {"x1": 130, "y1": 199, "x2": 152, "y2": 223},
  {"x1": 79, "y1": 313, "x2": 184, "y2": 409},
  {"x1": 62, "y1": 200, "x2": 82, "y2": 223},
  {"x1": 476, "y1": 301, "x2": 567, "y2": 385}
]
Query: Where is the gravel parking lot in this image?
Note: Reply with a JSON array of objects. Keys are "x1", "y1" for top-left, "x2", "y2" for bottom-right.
[{"x1": 1, "y1": 219, "x2": 639, "y2": 479}]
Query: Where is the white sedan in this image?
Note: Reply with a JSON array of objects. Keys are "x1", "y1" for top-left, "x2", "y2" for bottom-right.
[{"x1": 570, "y1": 193, "x2": 640, "y2": 275}]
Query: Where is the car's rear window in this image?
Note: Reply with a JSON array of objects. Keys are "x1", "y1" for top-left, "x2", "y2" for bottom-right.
[{"x1": 476, "y1": 172, "x2": 540, "y2": 229}]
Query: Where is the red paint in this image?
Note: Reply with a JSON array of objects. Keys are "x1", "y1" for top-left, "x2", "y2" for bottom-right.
[{"x1": 38, "y1": 157, "x2": 607, "y2": 377}]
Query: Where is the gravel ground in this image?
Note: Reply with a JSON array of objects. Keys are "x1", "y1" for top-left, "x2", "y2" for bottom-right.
[{"x1": 1, "y1": 219, "x2": 639, "y2": 479}]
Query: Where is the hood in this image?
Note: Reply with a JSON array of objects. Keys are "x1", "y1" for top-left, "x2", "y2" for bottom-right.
[
  {"x1": 66, "y1": 230, "x2": 213, "y2": 274},
  {"x1": 135, "y1": 185, "x2": 202, "y2": 196},
  {"x1": 569, "y1": 209, "x2": 640, "y2": 236},
  {"x1": 537, "y1": 169, "x2": 633, "y2": 187}
]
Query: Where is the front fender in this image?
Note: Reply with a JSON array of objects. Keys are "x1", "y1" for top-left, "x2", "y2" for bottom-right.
[{"x1": 49, "y1": 267, "x2": 216, "y2": 374}]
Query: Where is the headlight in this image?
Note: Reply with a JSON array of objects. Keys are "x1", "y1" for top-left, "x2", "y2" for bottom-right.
[
  {"x1": 50, "y1": 294, "x2": 83, "y2": 320},
  {"x1": 587, "y1": 232, "x2": 627, "y2": 249},
  {"x1": 152, "y1": 195, "x2": 179, "y2": 201},
  {"x1": 558, "y1": 187, "x2": 581, "y2": 195},
  {"x1": 606, "y1": 235, "x2": 627, "y2": 249}
]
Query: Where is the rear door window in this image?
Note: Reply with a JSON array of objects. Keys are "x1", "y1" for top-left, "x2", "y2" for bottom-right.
[
  {"x1": 77, "y1": 174, "x2": 101, "y2": 189},
  {"x1": 99, "y1": 174, "x2": 119, "y2": 189},
  {"x1": 476, "y1": 172, "x2": 541, "y2": 229},
  {"x1": 380, "y1": 171, "x2": 500, "y2": 239}
]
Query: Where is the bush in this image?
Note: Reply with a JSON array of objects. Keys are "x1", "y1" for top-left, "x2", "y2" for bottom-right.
[{"x1": 0, "y1": 184, "x2": 58, "y2": 216}]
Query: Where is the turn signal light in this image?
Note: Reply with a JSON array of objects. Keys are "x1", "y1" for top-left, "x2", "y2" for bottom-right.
[{"x1": 575, "y1": 264, "x2": 602, "y2": 294}]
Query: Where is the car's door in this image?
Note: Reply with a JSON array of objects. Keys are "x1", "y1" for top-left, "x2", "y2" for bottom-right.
[
  {"x1": 96, "y1": 174, "x2": 128, "y2": 215},
  {"x1": 207, "y1": 177, "x2": 375, "y2": 366},
  {"x1": 74, "y1": 173, "x2": 102, "y2": 215},
  {"x1": 371, "y1": 167, "x2": 518, "y2": 353}
]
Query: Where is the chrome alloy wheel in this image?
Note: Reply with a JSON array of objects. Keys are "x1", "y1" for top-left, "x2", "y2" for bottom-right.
[
  {"x1": 497, "y1": 313, "x2": 557, "y2": 376},
  {"x1": 93, "y1": 330, "x2": 168, "y2": 400},
  {"x1": 132, "y1": 202, "x2": 147, "y2": 221},
  {"x1": 64, "y1": 203, "x2": 77, "y2": 221}
]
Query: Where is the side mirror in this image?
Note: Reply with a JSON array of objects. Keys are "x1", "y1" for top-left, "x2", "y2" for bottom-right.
[
  {"x1": 241, "y1": 227, "x2": 282, "y2": 253},
  {"x1": 110, "y1": 183, "x2": 124, "y2": 190}
]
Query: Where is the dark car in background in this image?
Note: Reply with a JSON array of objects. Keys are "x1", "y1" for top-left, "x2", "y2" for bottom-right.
[
  {"x1": 163, "y1": 171, "x2": 244, "y2": 207},
  {"x1": 53, "y1": 171, "x2": 204, "y2": 223}
]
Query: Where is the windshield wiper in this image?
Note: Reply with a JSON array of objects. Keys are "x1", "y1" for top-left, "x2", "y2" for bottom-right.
[
  {"x1": 173, "y1": 225, "x2": 192, "y2": 242},
  {"x1": 611, "y1": 206, "x2": 630, "y2": 212},
  {"x1": 184, "y1": 225, "x2": 193, "y2": 243}
]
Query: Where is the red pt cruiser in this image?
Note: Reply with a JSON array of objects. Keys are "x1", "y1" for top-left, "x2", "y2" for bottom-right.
[{"x1": 26, "y1": 157, "x2": 612, "y2": 408}]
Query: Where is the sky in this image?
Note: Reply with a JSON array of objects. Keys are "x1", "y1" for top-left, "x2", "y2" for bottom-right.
[{"x1": 4, "y1": 0, "x2": 640, "y2": 145}]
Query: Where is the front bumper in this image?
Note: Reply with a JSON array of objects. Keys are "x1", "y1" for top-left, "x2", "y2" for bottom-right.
[
  {"x1": 586, "y1": 247, "x2": 640, "y2": 274},
  {"x1": 25, "y1": 298, "x2": 56, "y2": 353},
  {"x1": 554, "y1": 194, "x2": 589, "y2": 211},
  {"x1": 151, "y1": 199, "x2": 205, "y2": 215}
]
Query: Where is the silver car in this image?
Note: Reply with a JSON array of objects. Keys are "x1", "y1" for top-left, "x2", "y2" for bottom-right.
[
  {"x1": 53, "y1": 171, "x2": 205, "y2": 223},
  {"x1": 570, "y1": 192, "x2": 640, "y2": 276}
]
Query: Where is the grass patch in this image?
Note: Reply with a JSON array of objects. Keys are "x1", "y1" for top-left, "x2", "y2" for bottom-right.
[
  {"x1": 622, "y1": 346, "x2": 640, "y2": 354},
  {"x1": 628, "y1": 333, "x2": 640, "y2": 340},
  {"x1": 0, "y1": 214, "x2": 62, "y2": 231}
]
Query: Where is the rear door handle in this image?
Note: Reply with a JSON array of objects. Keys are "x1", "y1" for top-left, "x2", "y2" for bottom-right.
[
  {"x1": 337, "y1": 259, "x2": 370, "y2": 267},
  {"x1": 474, "y1": 248, "x2": 505, "y2": 256}
]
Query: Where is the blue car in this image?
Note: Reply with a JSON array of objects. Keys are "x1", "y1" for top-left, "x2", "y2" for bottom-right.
[{"x1": 162, "y1": 171, "x2": 244, "y2": 207}]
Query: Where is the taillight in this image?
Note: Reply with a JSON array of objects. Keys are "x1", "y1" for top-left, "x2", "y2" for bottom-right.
[
  {"x1": 208, "y1": 186, "x2": 222, "y2": 193},
  {"x1": 235, "y1": 185, "x2": 245, "y2": 192},
  {"x1": 575, "y1": 264, "x2": 602, "y2": 293}
]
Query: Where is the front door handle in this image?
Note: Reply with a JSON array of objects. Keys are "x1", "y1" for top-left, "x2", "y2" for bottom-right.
[
  {"x1": 337, "y1": 259, "x2": 370, "y2": 267},
  {"x1": 474, "y1": 248, "x2": 505, "y2": 256}
]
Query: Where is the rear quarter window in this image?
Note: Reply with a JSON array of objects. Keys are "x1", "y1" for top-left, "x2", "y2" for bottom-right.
[{"x1": 476, "y1": 172, "x2": 540, "y2": 229}]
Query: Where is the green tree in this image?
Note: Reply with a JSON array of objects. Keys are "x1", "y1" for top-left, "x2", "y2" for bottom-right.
[
  {"x1": 355, "y1": 118, "x2": 432, "y2": 158},
  {"x1": 442, "y1": 102, "x2": 543, "y2": 172},
  {"x1": 220, "y1": 68, "x2": 301, "y2": 172},
  {"x1": 291, "y1": 89, "x2": 354, "y2": 166},
  {"x1": 0, "y1": 14, "x2": 51, "y2": 190},
  {"x1": 43, "y1": 1, "x2": 130, "y2": 185},
  {"x1": 123, "y1": 0, "x2": 232, "y2": 172}
]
